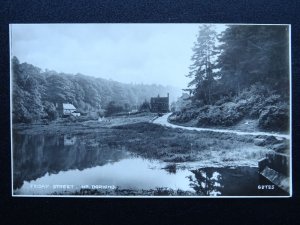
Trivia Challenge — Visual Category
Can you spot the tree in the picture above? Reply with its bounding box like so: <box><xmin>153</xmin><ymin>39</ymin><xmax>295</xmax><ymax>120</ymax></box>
<box><xmin>105</xmin><ymin>101</ymin><xmax>124</xmax><ymax>116</ymax></box>
<box><xmin>187</xmin><ymin>25</ymin><xmax>219</xmax><ymax>104</ymax></box>
<box><xmin>217</xmin><ymin>25</ymin><xmax>290</xmax><ymax>97</ymax></box>
<box><xmin>11</xmin><ymin>57</ymin><xmax>182</xmax><ymax>123</ymax></box>
<box><xmin>43</xmin><ymin>101</ymin><xmax>58</xmax><ymax>120</ymax></box>
<box><xmin>139</xmin><ymin>100</ymin><xmax>151</xmax><ymax>112</ymax></box>
<box><xmin>12</xmin><ymin>57</ymin><xmax>45</xmax><ymax>122</ymax></box>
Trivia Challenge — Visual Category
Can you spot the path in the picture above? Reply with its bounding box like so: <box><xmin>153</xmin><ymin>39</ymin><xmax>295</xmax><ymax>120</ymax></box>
<box><xmin>152</xmin><ymin>113</ymin><xmax>290</xmax><ymax>139</ymax></box>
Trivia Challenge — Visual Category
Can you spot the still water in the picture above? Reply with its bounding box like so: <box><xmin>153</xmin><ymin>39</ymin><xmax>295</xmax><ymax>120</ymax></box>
<box><xmin>13</xmin><ymin>133</ymin><xmax>268</xmax><ymax>196</ymax></box>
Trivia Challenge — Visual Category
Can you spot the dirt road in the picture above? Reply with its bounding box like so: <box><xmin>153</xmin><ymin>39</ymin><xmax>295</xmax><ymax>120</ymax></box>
<box><xmin>153</xmin><ymin>113</ymin><xmax>290</xmax><ymax>139</ymax></box>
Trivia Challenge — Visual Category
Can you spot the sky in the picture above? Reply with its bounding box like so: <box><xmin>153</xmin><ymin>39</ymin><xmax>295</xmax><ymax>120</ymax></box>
<box><xmin>11</xmin><ymin>24</ymin><xmax>226</xmax><ymax>89</ymax></box>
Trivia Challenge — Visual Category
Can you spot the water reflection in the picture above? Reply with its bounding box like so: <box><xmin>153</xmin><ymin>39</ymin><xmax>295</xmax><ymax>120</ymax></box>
<box><xmin>15</xmin><ymin>158</ymin><xmax>195</xmax><ymax>195</ymax></box>
<box><xmin>164</xmin><ymin>164</ymin><xmax>177</xmax><ymax>174</ymax></box>
<box><xmin>13</xmin><ymin>132</ymin><xmax>261</xmax><ymax>196</ymax></box>
<box><xmin>188</xmin><ymin>170</ymin><xmax>223</xmax><ymax>196</ymax></box>
<box><xmin>13</xmin><ymin>133</ymin><xmax>129</xmax><ymax>190</ymax></box>
<box><xmin>189</xmin><ymin>167</ymin><xmax>259</xmax><ymax>196</ymax></box>
<box><xmin>64</xmin><ymin>135</ymin><xmax>76</xmax><ymax>146</ymax></box>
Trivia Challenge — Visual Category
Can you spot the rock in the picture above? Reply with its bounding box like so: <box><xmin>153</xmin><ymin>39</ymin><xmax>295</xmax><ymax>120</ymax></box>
<box><xmin>254</xmin><ymin>136</ymin><xmax>279</xmax><ymax>146</ymax></box>
<box><xmin>272</xmin><ymin>143</ymin><xmax>288</xmax><ymax>152</ymax></box>
<box><xmin>254</xmin><ymin>138</ymin><xmax>265</xmax><ymax>146</ymax></box>
<box><xmin>264</xmin><ymin>136</ymin><xmax>279</xmax><ymax>145</ymax></box>
<box><xmin>260</xmin><ymin>167</ymin><xmax>289</xmax><ymax>193</ymax></box>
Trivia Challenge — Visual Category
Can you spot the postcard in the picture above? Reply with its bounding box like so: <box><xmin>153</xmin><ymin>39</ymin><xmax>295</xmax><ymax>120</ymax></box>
<box><xmin>10</xmin><ymin>24</ymin><xmax>291</xmax><ymax>197</ymax></box>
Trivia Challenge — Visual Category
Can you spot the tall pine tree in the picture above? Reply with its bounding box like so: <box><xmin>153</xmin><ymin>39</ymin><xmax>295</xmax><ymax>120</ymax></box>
<box><xmin>186</xmin><ymin>25</ymin><xmax>219</xmax><ymax>104</ymax></box>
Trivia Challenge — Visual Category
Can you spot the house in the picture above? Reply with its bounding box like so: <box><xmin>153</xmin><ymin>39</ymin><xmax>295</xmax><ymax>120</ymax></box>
<box><xmin>57</xmin><ymin>103</ymin><xmax>80</xmax><ymax>117</ymax></box>
<box><xmin>150</xmin><ymin>93</ymin><xmax>169</xmax><ymax>113</ymax></box>
<box><xmin>63</xmin><ymin>103</ymin><xmax>80</xmax><ymax>117</ymax></box>
<box><xmin>64</xmin><ymin>135</ymin><xmax>76</xmax><ymax>145</ymax></box>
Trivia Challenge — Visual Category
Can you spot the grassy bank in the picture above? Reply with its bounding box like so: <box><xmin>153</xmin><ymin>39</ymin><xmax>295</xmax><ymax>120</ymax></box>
<box><xmin>13</xmin><ymin>113</ymin><xmax>289</xmax><ymax>167</ymax></box>
<box><xmin>112</xmin><ymin>122</ymin><xmax>289</xmax><ymax>167</ymax></box>
<box><xmin>13</xmin><ymin>112</ymin><xmax>157</xmax><ymax>135</ymax></box>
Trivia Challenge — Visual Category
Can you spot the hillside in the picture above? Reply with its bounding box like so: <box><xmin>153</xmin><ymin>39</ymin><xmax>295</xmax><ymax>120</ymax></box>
<box><xmin>11</xmin><ymin>57</ymin><xmax>181</xmax><ymax>123</ymax></box>
<box><xmin>170</xmin><ymin>25</ymin><xmax>290</xmax><ymax>132</ymax></box>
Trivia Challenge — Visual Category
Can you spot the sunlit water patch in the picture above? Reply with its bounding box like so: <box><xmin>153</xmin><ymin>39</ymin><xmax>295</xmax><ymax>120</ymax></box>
<box><xmin>15</xmin><ymin>157</ymin><xmax>195</xmax><ymax>195</ymax></box>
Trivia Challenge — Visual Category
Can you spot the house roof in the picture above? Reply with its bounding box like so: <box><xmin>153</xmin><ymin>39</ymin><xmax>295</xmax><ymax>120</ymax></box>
<box><xmin>63</xmin><ymin>103</ymin><xmax>76</xmax><ymax>110</ymax></box>
<box><xmin>150</xmin><ymin>97</ymin><xmax>168</xmax><ymax>104</ymax></box>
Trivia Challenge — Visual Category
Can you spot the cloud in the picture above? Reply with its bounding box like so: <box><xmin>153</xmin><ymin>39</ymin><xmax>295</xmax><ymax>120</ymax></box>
<box><xmin>11</xmin><ymin>24</ymin><xmax>225</xmax><ymax>89</ymax></box>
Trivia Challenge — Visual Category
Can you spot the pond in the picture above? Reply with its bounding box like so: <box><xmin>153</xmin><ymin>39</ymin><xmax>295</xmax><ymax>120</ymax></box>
<box><xmin>12</xmin><ymin>133</ymin><xmax>284</xmax><ymax>196</ymax></box>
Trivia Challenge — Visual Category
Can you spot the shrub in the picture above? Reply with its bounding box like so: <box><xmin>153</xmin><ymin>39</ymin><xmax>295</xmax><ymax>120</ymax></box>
<box><xmin>171</xmin><ymin>83</ymin><xmax>289</xmax><ymax>130</ymax></box>
<box><xmin>197</xmin><ymin>103</ymin><xmax>244</xmax><ymax>127</ymax></box>
<box><xmin>258</xmin><ymin>103</ymin><xmax>289</xmax><ymax>131</ymax></box>
<box><xmin>215</xmin><ymin>96</ymin><xmax>231</xmax><ymax>106</ymax></box>
<box><xmin>105</xmin><ymin>101</ymin><xmax>124</xmax><ymax>116</ymax></box>
<box><xmin>43</xmin><ymin>101</ymin><xmax>58</xmax><ymax>121</ymax></box>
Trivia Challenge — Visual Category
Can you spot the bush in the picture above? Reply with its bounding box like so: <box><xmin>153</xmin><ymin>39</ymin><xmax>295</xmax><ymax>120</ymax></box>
<box><xmin>105</xmin><ymin>101</ymin><xmax>124</xmax><ymax>116</ymax></box>
<box><xmin>171</xmin><ymin>83</ymin><xmax>289</xmax><ymax>130</ymax></box>
<box><xmin>197</xmin><ymin>103</ymin><xmax>244</xmax><ymax>127</ymax></box>
<box><xmin>258</xmin><ymin>103</ymin><xmax>289</xmax><ymax>131</ymax></box>
<box><xmin>43</xmin><ymin>101</ymin><xmax>58</xmax><ymax>121</ymax></box>
<box><xmin>215</xmin><ymin>96</ymin><xmax>231</xmax><ymax>106</ymax></box>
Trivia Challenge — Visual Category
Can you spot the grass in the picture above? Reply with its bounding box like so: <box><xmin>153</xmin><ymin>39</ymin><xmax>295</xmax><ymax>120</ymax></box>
<box><xmin>69</xmin><ymin>187</ymin><xmax>198</xmax><ymax>196</ymax></box>
<box><xmin>111</xmin><ymin>123</ymin><xmax>286</xmax><ymax>166</ymax></box>
<box><xmin>13</xmin><ymin>113</ymin><xmax>289</xmax><ymax>166</ymax></box>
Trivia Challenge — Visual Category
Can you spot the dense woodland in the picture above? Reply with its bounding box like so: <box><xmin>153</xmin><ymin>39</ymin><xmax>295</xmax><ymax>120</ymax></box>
<box><xmin>12</xmin><ymin>57</ymin><xmax>180</xmax><ymax>123</ymax></box>
<box><xmin>174</xmin><ymin>25</ymin><xmax>290</xmax><ymax>131</ymax></box>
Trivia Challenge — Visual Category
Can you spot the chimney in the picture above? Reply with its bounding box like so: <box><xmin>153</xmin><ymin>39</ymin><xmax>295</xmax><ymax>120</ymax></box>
<box><xmin>167</xmin><ymin>93</ymin><xmax>169</xmax><ymax>98</ymax></box>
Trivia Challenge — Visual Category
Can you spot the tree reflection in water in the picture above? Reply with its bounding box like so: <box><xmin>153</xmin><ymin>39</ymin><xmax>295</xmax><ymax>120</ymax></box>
<box><xmin>13</xmin><ymin>132</ymin><xmax>129</xmax><ymax>190</ymax></box>
<box><xmin>188</xmin><ymin>168</ymin><xmax>224</xmax><ymax>196</ymax></box>
<box><xmin>13</xmin><ymin>132</ymin><xmax>261</xmax><ymax>196</ymax></box>
<box><xmin>164</xmin><ymin>163</ymin><xmax>177</xmax><ymax>174</ymax></box>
